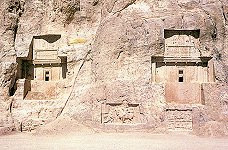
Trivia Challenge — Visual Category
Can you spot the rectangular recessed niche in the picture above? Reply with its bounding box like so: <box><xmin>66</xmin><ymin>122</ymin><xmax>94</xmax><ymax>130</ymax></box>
<box><xmin>179</xmin><ymin>77</ymin><xmax>183</xmax><ymax>82</ymax></box>
<box><xmin>151</xmin><ymin>59</ymin><xmax>214</xmax><ymax>83</ymax></box>
<box><xmin>150</xmin><ymin>29</ymin><xmax>214</xmax><ymax>104</ymax></box>
<box><xmin>178</xmin><ymin>69</ymin><xmax>184</xmax><ymax>82</ymax></box>
<box><xmin>15</xmin><ymin>34</ymin><xmax>67</xmax><ymax>100</ymax></box>
<box><xmin>101</xmin><ymin>101</ymin><xmax>144</xmax><ymax>124</ymax></box>
<box><xmin>166</xmin><ymin>109</ymin><xmax>193</xmax><ymax>131</ymax></box>
<box><xmin>45</xmin><ymin>71</ymin><xmax>50</xmax><ymax>81</ymax></box>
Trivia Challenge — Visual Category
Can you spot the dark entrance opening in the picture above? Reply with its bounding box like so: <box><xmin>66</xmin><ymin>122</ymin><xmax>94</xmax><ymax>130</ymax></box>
<box><xmin>178</xmin><ymin>70</ymin><xmax>184</xmax><ymax>82</ymax></box>
<box><xmin>45</xmin><ymin>71</ymin><xmax>50</xmax><ymax>81</ymax></box>
<box><xmin>179</xmin><ymin>77</ymin><xmax>184</xmax><ymax>82</ymax></box>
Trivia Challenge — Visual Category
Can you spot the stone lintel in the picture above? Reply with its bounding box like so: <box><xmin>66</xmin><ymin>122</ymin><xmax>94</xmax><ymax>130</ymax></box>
<box><xmin>151</xmin><ymin>56</ymin><xmax>212</xmax><ymax>63</ymax></box>
<box><xmin>33</xmin><ymin>59</ymin><xmax>62</xmax><ymax>64</ymax></box>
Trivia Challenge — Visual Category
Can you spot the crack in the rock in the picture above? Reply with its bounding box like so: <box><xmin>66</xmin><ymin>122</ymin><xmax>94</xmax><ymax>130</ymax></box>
<box><xmin>117</xmin><ymin>50</ymin><xmax>123</xmax><ymax>59</ymax></box>
<box><xmin>113</xmin><ymin>0</ymin><xmax>136</xmax><ymax>15</ymax></box>
<box><xmin>4</xmin><ymin>0</ymin><xmax>25</xmax><ymax>38</ymax></box>
<box><xmin>56</xmin><ymin>49</ymin><xmax>92</xmax><ymax>118</ymax></box>
<box><xmin>9</xmin><ymin>98</ymin><xmax>13</xmax><ymax>113</ymax></box>
<box><xmin>218</xmin><ymin>0</ymin><xmax>227</xmax><ymax>25</ymax></box>
<box><xmin>200</xmin><ymin>6</ymin><xmax>217</xmax><ymax>40</ymax></box>
<box><xmin>222</xmin><ymin>6</ymin><xmax>227</xmax><ymax>25</ymax></box>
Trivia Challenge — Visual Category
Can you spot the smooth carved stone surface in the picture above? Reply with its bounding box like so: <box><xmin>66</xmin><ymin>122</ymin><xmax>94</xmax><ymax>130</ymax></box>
<box><xmin>165</xmin><ymin>83</ymin><xmax>202</xmax><ymax>104</ymax></box>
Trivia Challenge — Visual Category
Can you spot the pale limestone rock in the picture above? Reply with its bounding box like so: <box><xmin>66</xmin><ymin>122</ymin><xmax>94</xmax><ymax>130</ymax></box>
<box><xmin>0</xmin><ymin>0</ymin><xmax>227</xmax><ymax>136</ymax></box>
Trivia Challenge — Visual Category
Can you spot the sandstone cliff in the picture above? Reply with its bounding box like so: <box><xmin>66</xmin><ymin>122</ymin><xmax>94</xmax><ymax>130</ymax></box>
<box><xmin>0</xmin><ymin>0</ymin><xmax>227</xmax><ymax>136</ymax></box>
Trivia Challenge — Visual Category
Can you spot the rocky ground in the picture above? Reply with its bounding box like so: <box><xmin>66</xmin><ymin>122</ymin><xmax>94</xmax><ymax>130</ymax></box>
<box><xmin>0</xmin><ymin>132</ymin><xmax>228</xmax><ymax>150</ymax></box>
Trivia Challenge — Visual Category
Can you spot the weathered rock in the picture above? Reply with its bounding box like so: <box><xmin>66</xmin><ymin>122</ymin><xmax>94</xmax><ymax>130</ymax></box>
<box><xmin>0</xmin><ymin>0</ymin><xmax>227</xmax><ymax>136</ymax></box>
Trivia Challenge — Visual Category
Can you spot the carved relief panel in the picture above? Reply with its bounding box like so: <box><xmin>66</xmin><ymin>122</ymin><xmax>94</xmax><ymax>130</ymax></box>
<box><xmin>164</xmin><ymin>30</ymin><xmax>200</xmax><ymax>57</ymax></box>
<box><xmin>33</xmin><ymin>35</ymin><xmax>61</xmax><ymax>60</ymax></box>
<box><xmin>101</xmin><ymin>100</ymin><xmax>144</xmax><ymax>124</ymax></box>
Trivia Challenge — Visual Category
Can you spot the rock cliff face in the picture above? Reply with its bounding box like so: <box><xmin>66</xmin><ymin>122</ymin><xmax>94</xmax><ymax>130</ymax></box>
<box><xmin>0</xmin><ymin>0</ymin><xmax>227</xmax><ymax>136</ymax></box>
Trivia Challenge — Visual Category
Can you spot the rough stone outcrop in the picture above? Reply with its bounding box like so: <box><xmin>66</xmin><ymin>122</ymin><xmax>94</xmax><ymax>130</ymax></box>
<box><xmin>0</xmin><ymin>0</ymin><xmax>25</xmax><ymax>135</ymax></box>
<box><xmin>0</xmin><ymin>0</ymin><xmax>227</xmax><ymax>136</ymax></box>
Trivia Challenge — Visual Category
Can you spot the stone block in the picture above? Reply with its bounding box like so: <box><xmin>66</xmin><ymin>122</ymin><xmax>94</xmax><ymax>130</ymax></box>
<box><xmin>165</xmin><ymin>83</ymin><xmax>201</xmax><ymax>104</ymax></box>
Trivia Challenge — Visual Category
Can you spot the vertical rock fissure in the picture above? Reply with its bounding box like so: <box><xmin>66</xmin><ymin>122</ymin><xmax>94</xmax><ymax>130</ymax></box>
<box><xmin>113</xmin><ymin>0</ymin><xmax>136</xmax><ymax>14</ymax></box>
<box><xmin>218</xmin><ymin>0</ymin><xmax>227</xmax><ymax>25</ymax></box>
<box><xmin>200</xmin><ymin>7</ymin><xmax>217</xmax><ymax>40</ymax></box>
<box><xmin>56</xmin><ymin>49</ymin><xmax>91</xmax><ymax>118</ymax></box>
